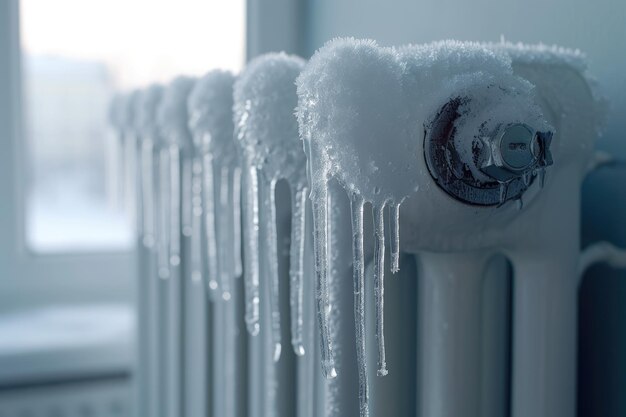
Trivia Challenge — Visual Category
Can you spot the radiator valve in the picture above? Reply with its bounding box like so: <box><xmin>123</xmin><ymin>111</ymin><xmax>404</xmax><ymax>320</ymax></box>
<box><xmin>425</xmin><ymin>97</ymin><xmax>554</xmax><ymax>206</ymax></box>
<box><xmin>480</xmin><ymin>123</ymin><xmax>553</xmax><ymax>184</ymax></box>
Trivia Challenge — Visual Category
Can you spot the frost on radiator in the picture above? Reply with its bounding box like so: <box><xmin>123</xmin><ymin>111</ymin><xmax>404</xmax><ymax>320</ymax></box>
<box><xmin>136</xmin><ymin>85</ymin><xmax>164</xmax><ymax>140</ymax></box>
<box><xmin>296</xmin><ymin>37</ymin><xmax>557</xmax><ymax>417</ymax></box>
<box><xmin>188</xmin><ymin>70</ymin><xmax>242</xmax><ymax>302</ymax></box>
<box><xmin>233</xmin><ymin>53</ymin><xmax>310</xmax><ymax>362</ymax></box>
<box><xmin>400</xmin><ymin>41</ymin><xmax>551</xmax><ymax>185</ymax></box>
<box><xmin>157</xmin><ymin>76</ymin><xmax>196</xmax><ymax>149</ymax></box>
<box><xmin>188</xmin><ymin>71</ymin><xmax>238</xmax><ymax>161</ymax></box>
<box><xmin>490</xmin><ymin>41</ymin><xmax>607</xmax><ymax>134</ymax></box>
<box><xmin>157</xmin><ymin>76</ymin><xmax>196</xmax><ymax>268</ymax></box>
<box><xmin>134</xmin><ymin>85</ymin><xmax>164</xmax><ymax>250</ymax></box>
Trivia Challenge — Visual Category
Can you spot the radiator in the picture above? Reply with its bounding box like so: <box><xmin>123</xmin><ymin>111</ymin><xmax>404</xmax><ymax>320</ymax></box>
<box><xmin>111</xmin><ymin>39</ymin><xmax>626</xmax><ymax>417</ymax></box>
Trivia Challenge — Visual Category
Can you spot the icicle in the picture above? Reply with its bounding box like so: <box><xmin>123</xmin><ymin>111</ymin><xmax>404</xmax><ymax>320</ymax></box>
<box><xmin>243</xmin><ymin>165</ymin><xmax>261</xmax><ymax>336</ymax></box>
<box><xmin>373</xmin><ymin>203</ymin><xmax>388</xmax><ymax>377</ymax></box>
<box><xmin>190</xmin><ymin>159</ymin><xmax>203</xmax><ymax>283</ymax></box>
<box><xmin>181</xmin><ymin>158</ymin><xmax>193</xmax><ymax>238</ymax></box>
<box><xmin>141</xmin><ymin>140</ymin><xmax>156</xmax><ymax>248</ymax></box>
<box><xmin>217</xmin><ymin>164</ymin><xmax>232</xmax><ymax>301</ymax></box>
<box><xmin>289</xmin><ymin>185</ymin><xmax>308</xmax><ymax>356</ymax></box>
<box><xmin>169</xmin><ymin>145</ymin><xmax>182</xmax><ymax>267</ymax></box>
<box><xmin>203</xmin><ymin>154</ymin><xmax>220</xmax><ymax>297</ymax></box>
<box><xmin>261</xmin><ymin>178</ymin><xmax>282</xmax><ymax>362</ymax></box>
<box><xmin>350</xmin><ymin>194</ymin><xmax>369</xmax><ymax>417</ymax></box>
<box><xmin>157</xmin><ymin>148</ymin><xmax>171</xmax><ymax>279</ymax></box>
<box><xmin>312</xmin><ymin>183</ymin><xmax>337</xmax><ymax>379</ymax></box>
<box><xmin>517</xmin><ymin>196</ymin><xmax>524</xmax><ymax>211</ymax></box>
<box><xmin>522</xmin><ymin>172</ymin><xmax>531</xmax><ymax>187</ymax></box>
<box><xmin>389</xmin><ymin>203</ymin><xmax>401</xmax><ymax>274</ymax></box>
<box><xmin>232</xmin><ymin>167</ymin><xmax>243</xmax><ymax>277</ymax></box>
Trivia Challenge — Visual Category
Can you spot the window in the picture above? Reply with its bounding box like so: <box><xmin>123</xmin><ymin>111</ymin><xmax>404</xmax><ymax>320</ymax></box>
<box><xmin>0</xmin><ymin>0</ymin><xmax>247</xmax><ymax>383</ymax></box>
<box><xmin>20</xmin><ymin>0</ymin><xmax>246</xmax><ymax>252</ymax></box>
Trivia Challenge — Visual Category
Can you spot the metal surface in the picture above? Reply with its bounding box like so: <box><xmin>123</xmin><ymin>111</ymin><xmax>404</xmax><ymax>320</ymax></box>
<box><xmin>481</xmin><ymin>123</ymin><xmax>552</xmax><ymax>181</ymax></box>
<box><xmin>424</xmin><ymin>98</ymin><xmax>554</xmax><ymax>206</ymax></box>
<box><xmin>416</xmin><ymin>251</ymin><xmax>489</xmax><ymax>417</ymax></box>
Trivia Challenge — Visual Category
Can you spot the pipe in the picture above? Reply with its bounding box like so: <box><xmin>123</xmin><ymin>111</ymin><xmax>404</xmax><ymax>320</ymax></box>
<box><xmin>506</xmin><ymin>55</ymin><xmax>598</xmax><ymax>417</ymax></box>
<box><xmin>157</xmin><ymin>146</ymin><xmax>171</xmax><ymax>417</ymax></box>
<box><xmin>510</xmin><ymin>254</ymin><xmax>578</xmax><ymax>417</ymax></box>
<box><xmin>579</xmin><ymin>241</ymin><xmax>626</xmax><ymax>279</ymax></box>
<box><xmin>133</xmin><ymin>118</ymin><xmax>152</xmax><ymax>417</ymax></box>
<box><xmin>139</xmin><ymin>121</ymin><xmax>162</xmax><ymax>417</ymax></box>
<box><xmin>258</xmin><ymin>179</ymin><xmax>297</xmax><ymax>417</ymax></box>
<box><xmin>212</xmin><ymin>163</ymin><xmax>249</xmax><ymax>417</ymax></box>
<box><xmin>480</xmin><ymin>255</ymin><xmax>512</xmax><ymax>417</ymax></box>
<box><xmin>183</xmin><ymin>156</ymin><xmax>210</xmax><ymax>417</ymax></box>
<box><xmin>297</xmin><ymin>202</ymin><xmax>318</xmax><ymax>417</ymax></box>
<box><xmin>165</xmin><ymin>145</ymin><xmax>184</xmax><ymax>417</ymax></box>
<box><xmin>156</xmin><ymin>76</ymin><xmax>198</xmax><ymax>417</ymax></box>
<box><xmin>415</xmin><ymin>251</ymin><xmax>489</xmax><ymax>417</ymax></box>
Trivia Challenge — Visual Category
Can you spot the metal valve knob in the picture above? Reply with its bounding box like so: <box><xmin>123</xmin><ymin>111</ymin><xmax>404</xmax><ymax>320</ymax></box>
<box><xmin>424</xmin><ymin>97</ymin><xmax>554</xmax><ymax>206</ymax></box>
<box><xmin>480</xmin><ymin>123</ymin><xmax>553</xmax><ymax>184</ymax></box>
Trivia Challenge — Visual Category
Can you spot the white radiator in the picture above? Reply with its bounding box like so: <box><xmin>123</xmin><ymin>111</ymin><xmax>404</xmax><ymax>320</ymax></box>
<box><xmin>112</xmin><ymin>40</ymin><xmax>626</xmax><ymax>417</ymax></box>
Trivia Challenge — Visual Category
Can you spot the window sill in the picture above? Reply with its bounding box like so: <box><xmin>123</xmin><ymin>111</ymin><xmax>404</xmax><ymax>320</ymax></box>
<box><xmin>0</xmin><ymin>304</ymin><xmax>134</xmax><ymax>387</ymax></box>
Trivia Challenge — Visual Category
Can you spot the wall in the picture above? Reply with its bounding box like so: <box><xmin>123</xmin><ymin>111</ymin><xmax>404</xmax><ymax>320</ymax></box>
<box><xmin>303</xmin><ymin>0</ymin><xmax>626</xmax><ymax>415</ymax></box>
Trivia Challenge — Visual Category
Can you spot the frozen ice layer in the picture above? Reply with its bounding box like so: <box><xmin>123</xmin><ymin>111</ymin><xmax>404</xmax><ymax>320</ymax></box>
<box><xmin>400</xmin><ymin>41</ymin><xmax>551</xmax><ymax>187</ymax></box>
<box><xmin>157</xmin><ymin>76</ymin><xmax>196</xmax><ymax>268</ymax></box>
<box><xmin>235</xmin><ymin>53</ymin><xmax>307</xmax><ymax>181</ymax></box>
<box><xmin>298</xmin><ymin>39</ymin><xmax>551</xmax><ymax>205</ymax></box>
<box><xmin>488</xmin><ymin>41</ymin><xmax>607</xmax><ymax>134</ymax></box>
<box><xmin>297</xmin><ymin>39</ymin><xmax>405</xmax><ymax>400</ymax></box>
<box><xmin>157</xmin><ymin>76</ymin><xmax>196</xmax><ymax>150</ymax></box>
<box><xmin>233</xmin><ymin>52</ymin><xmax>310</xmax><ymax>363</ymax></box>
<box><xmin>128</xmin><ymin>85</ymin><xmax>170</xmax><ymax>277</ymax></box>
<box><xmin>188</xmin><ymin>70</ymin><xmax>241</xmax><ymax>301</ymax></box>
<box><xmin>188</xmin><ymin>70</ymin><xmax>238</xmax><ymax>162</ymax></box>
<box><xmin>109</xmin><ymin>92</ymin><xmax>140</xmax><ymax>250</ymax></box>
<box><xmin>490</xmin><ymin>41</ymin><xmax>588</xmax><ymax>74</ymax></box>
<box><xmin>188</xmin><ymin>70</ymin><xmax>242</xmax><ymax>417</ymax></box>
<box><xmin>135</xmin><ymin>84</ymin><xmax>165</xmax><ymax>142</ymax></box>
<box><xmin>133</xmin><ymin>85</ymin><xmax>164</xmax><ymax>249</ymax></box>
<box><xmin>297</xmin><ymin>38</ymin><xmax>407</xmax><ymax>205</ymax></box>
<box><xmin>233</xmin><ymin>52</ymin><xmax>308</xmax><ymax>360</ymax></box>
<box><xmin>112</xmin><ymin>91</ymin><xmax>141</xmax><ymax>216</ymax></box>
<box><xmin>297</xmin><ymin>46</ymin><xmax>406</xmax><ymax>386</ymax></box>
<box><xmin>296</xmin><ymin>37</ymin><xmax>556</xmax><ymax>417</ymax></box>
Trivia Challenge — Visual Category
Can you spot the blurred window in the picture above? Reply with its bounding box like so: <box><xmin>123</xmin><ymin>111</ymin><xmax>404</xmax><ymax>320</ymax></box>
<box><xmin>20</xmin><ymin>0</ymin><xmax>246</xmax><ymax>252</ymax></box>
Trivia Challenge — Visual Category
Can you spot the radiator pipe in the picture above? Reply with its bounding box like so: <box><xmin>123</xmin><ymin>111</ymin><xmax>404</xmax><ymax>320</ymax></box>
<box><xmin>415</xmin><ymin>251</ymin><xmax>489</xmax><ymax>417</ymax></box>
